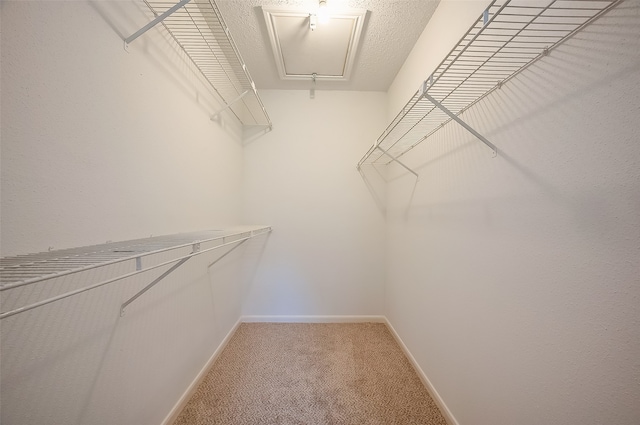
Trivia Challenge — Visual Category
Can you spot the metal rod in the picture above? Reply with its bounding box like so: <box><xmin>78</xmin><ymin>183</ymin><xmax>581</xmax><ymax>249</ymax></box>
<box><xmin>422</xmin><ymin>92</ymin><xmax>497</xmax><ymax>156</ymax></box>
<box><xmin>210</xmin><ymin>90</ymin><xmax>249</xmax><ymax>120</ymax></box>
<box><xmin>125</xmin><ymin>0</ymin><xmax>193</xmax><ymax>45</ymax></box>
<box><xmin>375</xmin><ymin>146</ymin><xmax>419</xmax><ymax>178</ymax></box>
<box><xmin>0</xmin><ymin>234</ymin><xmax>267</xmax><ymax>320</ymax></box>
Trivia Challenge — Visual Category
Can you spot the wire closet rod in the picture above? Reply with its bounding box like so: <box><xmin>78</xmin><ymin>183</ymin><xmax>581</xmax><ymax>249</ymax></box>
<box><xmin>0</xmin><ymin>227</ymin><xmax>271</xmax><ymax>320</ymax></box>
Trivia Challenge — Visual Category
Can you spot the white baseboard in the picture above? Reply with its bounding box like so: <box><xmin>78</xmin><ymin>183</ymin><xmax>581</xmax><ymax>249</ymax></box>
<box><xmin>241</xmin><ymin>315</ymin><xmax>387</xmax><ymax>323</ymax></box>
<box><xmin>161</xmin><ymin>318</ymin><xmax>243</xmax><ymax>425</ymax></box>
<box><xmin>383</xmin><ymin>318</ymin><xmax>459</xmax><ymax>425</ymax></box>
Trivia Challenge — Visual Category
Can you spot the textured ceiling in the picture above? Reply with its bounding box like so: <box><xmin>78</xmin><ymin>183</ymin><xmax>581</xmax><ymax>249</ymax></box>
<box><xmin>216</xmin><ymin>0</ymin><xmax>440</xmax><ymax>91</ymax></box>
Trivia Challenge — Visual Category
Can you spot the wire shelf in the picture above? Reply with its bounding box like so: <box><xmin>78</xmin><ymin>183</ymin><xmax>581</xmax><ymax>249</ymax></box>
<box><xmin>0</xmin><ymin>226</ymin><xmax>272</xmax><ymax>319</ymax></box>
<box><xmin>358</xmin><ymin>0</ymin><xmax>621</xmax><ymax>169</ymax></box>
<box><xmin>139</xmin><ymin>0</ymin><xmax>271</xmax><ymax>127</ymax></box>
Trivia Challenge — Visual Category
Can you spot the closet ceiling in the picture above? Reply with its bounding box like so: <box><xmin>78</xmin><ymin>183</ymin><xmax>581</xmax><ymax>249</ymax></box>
<box><xmin>216</xmin><ymin>0</ymin><xmax>440</xmax><ymax>91</ymax></box>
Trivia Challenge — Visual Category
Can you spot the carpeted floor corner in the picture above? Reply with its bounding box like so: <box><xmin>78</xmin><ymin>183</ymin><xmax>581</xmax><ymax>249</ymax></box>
<box><xmin>173</xmin><ymin>322</ymin><xmax>448</xmax><ymax>424</ymax></box>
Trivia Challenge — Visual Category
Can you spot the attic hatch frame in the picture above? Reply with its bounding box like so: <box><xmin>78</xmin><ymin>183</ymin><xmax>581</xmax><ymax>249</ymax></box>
<box><xmin>261</xmin><ymin>6</ymin><xmax>368</xmax><ymax>83</ymax></box>
<box><xmin>125</xmin><ymin>0</ymin><xmax>272</xmax><ymax>131</ymax></box>
<box><xmin>357</xmin><ymin>0</ymin><xmax>622</xmax><ymax>178</ymax></box>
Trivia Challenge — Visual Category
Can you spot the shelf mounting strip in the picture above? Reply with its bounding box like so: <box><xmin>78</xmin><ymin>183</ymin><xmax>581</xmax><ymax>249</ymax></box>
<box><xmin>125</xmin><ymin>0</ymin><xmax>272</xmax><ymax>129</ymax></box>
<box><xmin>0</xmin><ymin>227</ymin><xmax>271</xmax><ymax>319</ymax></box>
<box><xmin>358</xmin><ymin>0</ymin><xmax>621</xmax><ymax>176</ymax></box>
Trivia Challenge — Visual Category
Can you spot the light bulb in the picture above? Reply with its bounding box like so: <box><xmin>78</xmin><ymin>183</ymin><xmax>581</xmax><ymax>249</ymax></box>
<box><xmin>317</xmin><ymin>0</ymin><xmax>330</xmax><ymax>24</ymax></box>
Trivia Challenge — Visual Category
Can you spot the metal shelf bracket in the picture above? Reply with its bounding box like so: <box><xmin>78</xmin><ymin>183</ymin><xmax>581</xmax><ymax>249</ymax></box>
<box><xmin>422</xmin><ymin>91</ymin><xmax>497</xmax><ymax>158</ymax></box>
<box><xmin>120</xmin><ymin>242</ymin><xmax>197</xmax><ymax>316</ymax></box>
<box><xmin>124</xmin><ymin>0</ymin><xmax>192</xmax><ymax>49</ymax></box>
<box><xmin>375</xmin><ymin>145</ymin><xmax>419</xmax><ymax>178</ymax></box>
<box><xmin>210</xmin><ymin>90</ymin><xmax>250</xmax><ymax>121</ymax></box>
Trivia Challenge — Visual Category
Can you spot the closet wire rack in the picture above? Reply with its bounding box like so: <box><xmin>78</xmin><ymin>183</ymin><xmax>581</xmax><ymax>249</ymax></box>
<box><xmin>127</xmin><ymin>0</ymin><xmax>272</xmax><ymax>128</ymax></box>
<box><xmin>0</xmin><ymin>226</ymin><xmax>272</xmax><ymax>319</ymax></box>
<box><xmin>358</xmin><ymin>0</ymin><xmax>621</xmax><ymax>175</ymax></box>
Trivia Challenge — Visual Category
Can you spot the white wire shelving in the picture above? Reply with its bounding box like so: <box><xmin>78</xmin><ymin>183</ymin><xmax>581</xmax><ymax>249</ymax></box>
<box><xmin>126</xmin><ymin>0</ymin><xmax>272</xmax><ymax>128</ymax></box>
<box><xmin>358</xmin><ymin>0</ymin><xmax>621</xmax><ymax>176</ymax></box>
<box><xmin>0</xmin><ymin>226</ymin><xmax>271</xmax><ymax>320</ymax></box>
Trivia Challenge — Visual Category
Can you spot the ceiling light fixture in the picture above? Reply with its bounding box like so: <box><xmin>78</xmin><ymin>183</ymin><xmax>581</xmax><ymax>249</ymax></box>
<box><xmin>309</xmin><ymin>0</ymin><xmax>329</xmax><ymax>31</ymax></box>
<box><xmin>317</xmin><ymin>0</ymin><xmax>330</xmax><ymax>24</ymax></box>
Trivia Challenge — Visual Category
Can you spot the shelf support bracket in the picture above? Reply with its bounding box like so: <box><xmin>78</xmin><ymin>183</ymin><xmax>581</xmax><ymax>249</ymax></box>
<box><xmin>375</xmin><ymin>145</ymin><xmax>419</xmax><ymax>178</ymax></box>
<box><xmin>422</xmin><ymin>92</ymin><xmax>498</xmax><ymax>157</ymax></box>
<box><xmin>210</xmin><ymin>90</ymin><xmax>250</xmax><ymax>121</ymax></box>
<box><xmin>120</xmin><ymin>242</ymin><xmax>201</xmax><ymax>316</ymax></box>
<box><xmin>124</xmin><ymin>0</ymin><xmax>193</xmax><ymax>48</ymax></box>
<box><xmin>207</xmin><ymin>238</ymin><xmax>247</xmax><ymax>269</ymax></box>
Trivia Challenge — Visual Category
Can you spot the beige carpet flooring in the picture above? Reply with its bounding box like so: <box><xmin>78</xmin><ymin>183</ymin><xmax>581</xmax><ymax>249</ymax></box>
<box><xmin>173</xmin><ymin>322</ymin><xmax>448</xmax><ymax>425</ymax></box>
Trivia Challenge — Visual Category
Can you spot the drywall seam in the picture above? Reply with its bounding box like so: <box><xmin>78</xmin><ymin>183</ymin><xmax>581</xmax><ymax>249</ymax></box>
<box><xmin>161</xmin><ymin>317</ymin><xmax>243</xmax><ymax>425</ymax></box>
<box><xmin>384</xmin><ymin>318</ymin><xmax>459</xmax><ymax>425</ymax></box>
<box><xmin>241</xmin><ymin>315</ymin><xmax>387</xmax><ymax>323</ymax></box>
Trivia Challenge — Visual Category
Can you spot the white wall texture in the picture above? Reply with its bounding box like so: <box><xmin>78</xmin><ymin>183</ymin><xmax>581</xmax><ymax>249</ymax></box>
<box><xmin>242</xmin><ymin>90</ymin><xmax>387</xmax><ymax>317</ymax></box>
<box><xmin>0</xmin><ymin>0</ymin><xmax>244</xmax><ymax>257</ymax></box>
<box><xmin>3</xmin><ymin>0</ymin><xmax>640</xmax><ymax>424</ymax></box>
<box><xmin>384</xmin><ymin>1</ymin><xmax>640</xmax><ymax>425</ymax></box>
<box><xmin>0</xmin><ymin>1</ymin><xmax>264</xmax><ymax>424</ymax></box>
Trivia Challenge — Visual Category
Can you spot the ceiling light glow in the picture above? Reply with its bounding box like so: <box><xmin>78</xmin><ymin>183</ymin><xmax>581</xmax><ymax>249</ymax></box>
<box><xmin>317</xmin><ymin>0</ymin><xmax>330</xmax><ymax>24</ymax></box>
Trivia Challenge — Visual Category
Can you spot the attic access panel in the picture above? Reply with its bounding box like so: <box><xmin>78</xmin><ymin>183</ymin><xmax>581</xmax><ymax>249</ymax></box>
<box><xmin>262</xmin><ymin>7</ymin><xmax>367</xmax><ymax>81</ymax></box>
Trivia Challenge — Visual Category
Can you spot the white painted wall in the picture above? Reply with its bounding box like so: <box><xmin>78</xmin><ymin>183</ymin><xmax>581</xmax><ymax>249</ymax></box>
<box><xmin>0</xmin><ymin>1</ymin><xmax>262</xmax><ymax>424</ymax></box>
<box><xmin>0</xmin><ymin>0</ymin><xmax>244</xmax><ymax>257</ymax></box>
<box><xmin>384</xmin><ymin>1</ymin><xmax>640</xmax><ymax>425</ymax></box>
<box><xmin>242</xmin><ymin>90</ymin><xmax>387</xmax><ymax>317</ymax></box>
<box><xmin>4</xmin><ymin>0</ymin><xmax>639</xmax><ymax>424</ymax></box>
